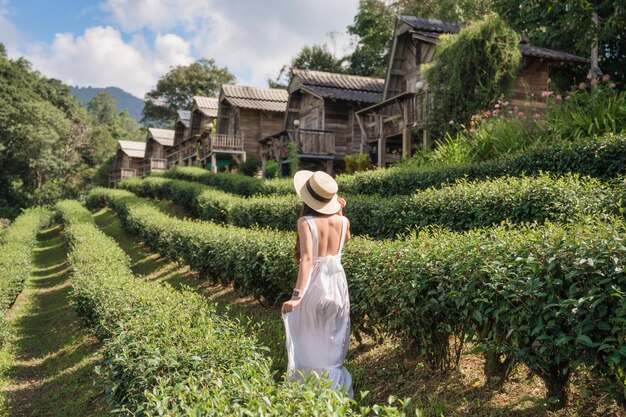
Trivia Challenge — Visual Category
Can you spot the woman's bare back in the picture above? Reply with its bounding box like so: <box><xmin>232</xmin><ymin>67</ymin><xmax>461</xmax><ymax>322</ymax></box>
<box><xmin>308</xmin><ymin>214</ymin><xmax>350</xmax><ymax>257</ymax></box>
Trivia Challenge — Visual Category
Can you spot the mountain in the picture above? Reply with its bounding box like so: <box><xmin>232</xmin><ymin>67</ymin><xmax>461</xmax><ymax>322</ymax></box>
<box><xmin>70</xmin><ymin>86</ymin><xmax>145</xmax><ymax>122</ymax></box>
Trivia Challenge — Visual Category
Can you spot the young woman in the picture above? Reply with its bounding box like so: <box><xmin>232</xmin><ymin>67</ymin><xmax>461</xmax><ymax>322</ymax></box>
<box><xmin>281</xmin><ymin>170</ymin><xmax>352</xmax><ymax>397</ymax></box>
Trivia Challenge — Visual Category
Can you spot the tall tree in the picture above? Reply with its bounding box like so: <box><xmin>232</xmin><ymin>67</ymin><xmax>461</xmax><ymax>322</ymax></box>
<box><xmin>142</xmin><ymin>58</ymin><xmax>235</xmax><ymax>127</ymax></box>
<box><xmin>346</xmin><ymin>0</ymin><xmax>395</xmax><ymax>77</ymax></box>
<box><xmin>269</xmin><ymin>44</ymin><xmax>344</xmax><ymax>88</ymax></box>
<box><xmin>492</xmin><ymin>0</ymin><xmax>626</xmax><ymax>86</ymax></box>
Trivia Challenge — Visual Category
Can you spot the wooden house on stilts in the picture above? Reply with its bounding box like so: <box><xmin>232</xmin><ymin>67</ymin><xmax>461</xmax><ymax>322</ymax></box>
<box><xmin>167</xmin><ymin>110</ymin><xmax>190</xmax><ymax>167</ymax></box>
<box><xmin>356</xmin><ymin>16</ymin><xmax>589</xmax><ymax>167</ymax></box>
<box><xmin>176</xmin><ymin>96</ymin><xmax>218</xmax><ymax>167</ymax></box>
<box><xmin>143</xmin><ymin>128</ymin><xmax>175</xmax><ymax>175</ymax></box>
<box><xmin>212</xmin><ymin>85</ymin><xmax>288</xmax><ymax>173</ymax></box>
<box><xmin>260</xmin><ymin>69</ymin><xmax>384</xmax><ymax>176</ymax></box>
<box><xmin>108</xmin><ymin>140</ymin><xmax>146</xmax><ymax>187</ymax></box>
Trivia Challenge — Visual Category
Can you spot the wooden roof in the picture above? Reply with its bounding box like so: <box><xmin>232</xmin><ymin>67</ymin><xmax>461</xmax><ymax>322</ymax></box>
<box><xmin>291</xmin><ymin>69</ymin><xmax>384</xmax><ymax>104</ymax></box>
<box><xmin>177</xmin><ymin>110</ymin><xmax>191</xmax><ymax>128</ymax></box>
<box><xmin>398</xmin><ymin>15</ymin><xmax>589</xmax><ymax>64</ymax></box>
<box><xmin>220</xmin><ymin>85</ymin><xmax>288</xmax><ymax>112</ymax></box>
<box><xmin>118</xmin><ymin>140</ymin><xmax>146</xmax><ymax>158</ymax></box>
<box><xmin>147</xmin><ymin>128</ymin><xmax>175</xmax><ymax>147</ymax></box>
<box><xmin>192</xmin><ymin>96</ymin><xmax>219</xmax><ymax>118</ymax></box>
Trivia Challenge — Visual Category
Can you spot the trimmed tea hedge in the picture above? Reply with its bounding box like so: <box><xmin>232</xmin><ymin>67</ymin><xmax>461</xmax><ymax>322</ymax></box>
<box><xmin>120</xmin><ymin>173</ymin><xmax>622</xmax><ymax>238</ymax></box>
<box><xmin>162</xmin><ymin>135</ymin><xmax>626</xmax><ymax>197</ymax></box>
<box><xmin>0</xmin><ymin>207</ymin><xmax>52</xmax><ymax>345</ymax></box>
<box><xmin>58</xmin><ymin>199</ymin><xmax>409</xmax><ymax>416</ymax></box>
<box><xmin>88</xmin><ymin>187</ymin><xmax>626</xmax><ymax>406</ymax></box>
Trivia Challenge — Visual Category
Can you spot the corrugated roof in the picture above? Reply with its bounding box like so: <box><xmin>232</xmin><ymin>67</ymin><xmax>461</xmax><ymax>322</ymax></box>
<box><xmin>148</xmin><ymin>128</ymin><xmax>175</xmax><ymax>146</ymax></box>
<box><xmin>399</xmin><ymin>16</ymin><xmax>462</xmax><ymax>34</ymax></box>
<box><xmin>221</xmin><ymin>85</ymin><xmax>288</xmax><ymax>112</ymax></box>
<box><xmin>177</xmin><ymin>110</ymin><xmax>191</xmax><ymax>121</ymax></box>
<box><xmin>118</xmin><ymin>140</ymin><xmax>145</xmax><ymax>158</ymax></box>
<box><xmin>224</xmin><ymin>97</ymin><xmax>287</xmax><ymax>112</ymax></box>
<box><xmin>193</xmin><ymin>96</ymin><xmax>218</xmax><ymax>109</ymax></box>
<box><xmin>400</xmin><ymin>15</ymin><xmax>589</xmax><ymax>63</ymax></box>
<box><xmin>192</xmin><ymin>96</ymin><xmax>219</xmax><ymax>118</ymax></box>
<box><xmin>223</xmin><ymin>85</ymin><xmax>288</xmax><ymax>102</ymax></box>
<box><xmin>293</xmin><ymin>69</ymin><xmax>384</xmax><ymax>103</ymax></box>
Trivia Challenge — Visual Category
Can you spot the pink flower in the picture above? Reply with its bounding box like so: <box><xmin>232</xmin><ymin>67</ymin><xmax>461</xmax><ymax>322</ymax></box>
<box><xmin>602</xmin><ymin>74</ymin><xmax>611</xmax><ymax>82</ymax></box>
<box><xmin>518</xmin><ymin>111</ymin><xmax>525</xmax><ymax>117</ymax></box>
<box><xmin>540</xmin><ymin>91</ymin><xmax>554</xmax><ymax>98</ymax></box>
<box><xmin>448</xmin><ymin>120</ymin><xmax>455</xmax><ymax>125</ymax></box>
<box><xmin>492</xmin><ymin>109</ymin><xmax>500</xmax><ymax>115</ymax></box>
<box><xmin>494</xmin><ymin>103</ymin><xmax>500</xmax><ymax>108</ymax></box>
<box><xmin>591</xmin><ymin>78</ymin><xmax>599</xmax><ymax>86</ymax></box>
<box><xmin>578</xmin><ymin>82</ymin><xmax>587</xmax><ymax>90</ymax></box>
<box><xmin>503</xmin><ymin>101</ymin><xmax>510</xmax><ymax>106</ymax></box>
<box><xmin>556</xmin><ymin>95</ymin><xmax>562</xmax><ymax>101</ymax></box>
<box><xmin>533</xmin><ymin>113</ymin><xmax>541</xmax><ymax>119</ymax></box>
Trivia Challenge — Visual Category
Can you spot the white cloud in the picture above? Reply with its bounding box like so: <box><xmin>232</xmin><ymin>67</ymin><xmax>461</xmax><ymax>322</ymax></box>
<box><xmin>100</xmin><ymin>0</ymin><xmax>360</xmax><ymax>88</ymax></box>
<box><xmin>0</xmin><ymin>0</ymin><xmax>23</xmax><ymax>54</ymax></box>
<box><xmin>25</xmin><ymin>26</ymin><xmax>194</xmax><ymax>97</ymax></box>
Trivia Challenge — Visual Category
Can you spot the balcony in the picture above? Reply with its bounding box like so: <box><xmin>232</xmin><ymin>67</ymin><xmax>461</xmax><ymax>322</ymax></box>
<box><xmin>143</xmin><ymin>158</ymin><xmax>168</xmax><ymax>175</ymax></box>
<box><xmin>210</xmin><ymin>134</ymin><xmax>244</xmax><ymax>153</ymax></box>
<box><xmin>296</xmin><ymin>129</ymin><xmax>335</xmax><ymax>156</ymax></box>
<box><xmin>109</xmin><ymin>168</ymin><xmax>138</xmax><ymax>186</ymax></box>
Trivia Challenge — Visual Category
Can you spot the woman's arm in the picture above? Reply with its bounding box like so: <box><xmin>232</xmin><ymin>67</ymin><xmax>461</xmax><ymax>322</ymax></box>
<box><xmin>282</xmin><ymin>218</ymin><xmax>313</xmax><ymax>314</ymax></box>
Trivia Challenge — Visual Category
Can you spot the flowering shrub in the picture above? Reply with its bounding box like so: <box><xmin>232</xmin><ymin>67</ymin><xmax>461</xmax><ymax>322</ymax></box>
<box><xmin>545</xmin><ymin>75</ymin><xmax>626</xmax><ymax>140</ymax></box>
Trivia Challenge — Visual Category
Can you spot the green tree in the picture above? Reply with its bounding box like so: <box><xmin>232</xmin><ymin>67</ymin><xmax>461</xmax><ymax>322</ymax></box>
<box><xmin>87</xmin><ymin>91</ymin><xmax>118</xmax><ymax>125</ymax></box>
<box><xmin>492</xmin><ymin>0</ymin><xmax>626</xmax><ymax>86</ymax></box>
<box><xmin>269</xmin><ymin>44</ymin><xmax>344</xmax><ymax>88</ymax></box>
<box><xmin>143</xmin><ymin>58</ymin><xmax>235</xmax><ymax>126</ymax></box>
<box><xmin>425</xmin><ymin>13</ymin><xmax>521</xmax><ymax>139</ymax></box>
<box><xmin>346</xmin><ymin>0</ymin><xmax>395</xmax><ymax>77</ymax></box>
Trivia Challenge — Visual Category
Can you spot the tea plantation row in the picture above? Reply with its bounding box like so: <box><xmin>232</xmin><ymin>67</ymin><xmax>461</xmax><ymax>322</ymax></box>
<box><xmin>56</xmin><ymin>200</ymin><xmax>409</xmax><ymax>416</ymax></box>
<box><xmin>120</xmin><ymin>173</ymin><xmax>622</xmax><ymax>238</ymax></box>
<box><xmin>0</xmin><ymin>208</ymin><xmax>52</xmax><ymax>346</ymax></box>
<box><xmin>162</xmin><ymin>134</ymin><xmax>626</xmax><ymax>197</ymax></box>
<box><xmin>87</xmin><ymin>187</ymin><xmax>626</xmax><ymax>407</ymax></box>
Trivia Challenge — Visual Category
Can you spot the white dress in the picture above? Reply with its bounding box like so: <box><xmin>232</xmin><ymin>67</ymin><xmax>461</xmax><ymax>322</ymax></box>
<box><xmin>282</xmin><ymin>215</ymin><xmax>353</xmax><ymax>397</ymax></box>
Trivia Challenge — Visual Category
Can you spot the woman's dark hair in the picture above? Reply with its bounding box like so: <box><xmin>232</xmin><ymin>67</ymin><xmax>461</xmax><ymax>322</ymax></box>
<box><xmin>294</xmin><ymin>203</ymin><xmax>320</xmax><ymax>261</ymax></box>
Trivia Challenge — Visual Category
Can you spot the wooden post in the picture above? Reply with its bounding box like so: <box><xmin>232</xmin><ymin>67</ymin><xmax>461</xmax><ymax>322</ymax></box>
<box><xmin>589</xmin><ymin>11</ymin><xmax>599</xmax><ymax>91</ymax></box>
<box><xmin>325</xmin><ymin>159</ymin><xmax>333</xmax><ymax>175</ymax></box>
<box><xmin>211</xmin><ymin>153</ymin><xmax>217</xmax><ymax>173</ymax></box>
<box><xmin>377</xmin><ymin>114</ymin><xmax>385</xmax><ymax>168</ymax></box>
<box><xmin>261</xmin><ymin>154</ymin><xmax>267</xmax><ymax>178</ymax></box>
<box><xmin>402</xmin><ymin>98</ymin><xmax>411</xmax><ymax>160</ymax></box>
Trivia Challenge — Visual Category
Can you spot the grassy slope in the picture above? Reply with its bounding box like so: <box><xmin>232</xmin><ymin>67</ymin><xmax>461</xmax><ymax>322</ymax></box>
<box><xmin>93</xmin><ymin>207</ymin><xmax>623</xmax><ymax>417</ymax></box>
<box><xmin>0</xmin><ymin>225</ymin><xmax>109</xmax><ymax>417</ymax></box>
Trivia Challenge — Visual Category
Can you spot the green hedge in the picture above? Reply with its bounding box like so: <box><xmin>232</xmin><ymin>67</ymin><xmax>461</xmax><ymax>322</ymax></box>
<box><xmin>0</xmin><ymin>207</ymin><xmax>52</xmax><ymax>346</ymax></box>
<box><xmin>58</xmin><ymin>199</ymin><xmax>407</xmax><ymax>416</ymax></box>
<box><xmin>161</xmin><ymin>135</ymin><xmax>626</xmax><ymax>197</ymax></box>
<box><xmin>120</xmin><ymin>173</ymin><xmax>622</xmax><ymax>238</ymax></box>
<box><xmin>87</xmin><ymin>187</ymin><xmax>626</xmax><ymax>406</ymax></box>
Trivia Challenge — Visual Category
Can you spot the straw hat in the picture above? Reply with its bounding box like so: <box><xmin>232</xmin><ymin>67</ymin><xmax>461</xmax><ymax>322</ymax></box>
<box><xmin>293</xmin><ymin>170</ymin><xmax>341</xmax><ymax>214</ymax></box>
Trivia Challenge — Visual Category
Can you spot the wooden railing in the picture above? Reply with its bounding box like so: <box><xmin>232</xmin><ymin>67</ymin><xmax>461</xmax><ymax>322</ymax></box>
<box><xmin>297</xmin><ymin>129</ymin><xmax>335</xmax><ymax>155</ymax></box>
<box><xmin>143</xmin><ymin>158</ymin><xmax>168</xmax><ymax>174</ymax></box>
<box><xmin>109</xmin><ymin>168</ymin><xmax>138</xmax><ymax>185</ymax></box>
<box><xmin>211</xmin><ymin>134</ymin><xmax>244</xmax><ymax>152</ymax></box>
<box><xmin>360</xmin><ymin>91</ymin><xmax>429</xmax><ymax>142</ymax></box>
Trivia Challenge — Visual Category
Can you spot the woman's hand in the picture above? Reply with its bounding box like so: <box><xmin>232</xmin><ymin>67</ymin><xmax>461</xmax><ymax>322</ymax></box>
<box><xmin>337</xmin><ymin>196</ymin><xmax>347</xmax><ymax>208</ymax></box>
<box><xmin>282</xmin><ymin>299</ymin><xmax>301</xmax><ymax>314</ymax></box>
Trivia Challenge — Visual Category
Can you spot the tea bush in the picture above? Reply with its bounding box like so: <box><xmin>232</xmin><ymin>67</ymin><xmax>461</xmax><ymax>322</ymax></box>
<box><xmin>120</xmin><ymin>173</ymin><xmax>623</xmax><ymax>238</ymax></box>
<box><xmin>162</xmin><ymin>135</ymin><xmax>626</xmax><ymax>198</ymax></box>
<box><xmin>58</xmin><ymin>200</ymin><xmax>408</xmax><ymax>416</ymax></box>
<box><xmin>88</xmin><ymin>187</ymin><xmax>626</xmax><ymax>406</ymax></box>
<box><xmin>0</xmin><ymin>207</ymin><xmax>52</xmax><ymax>346</ymax></box>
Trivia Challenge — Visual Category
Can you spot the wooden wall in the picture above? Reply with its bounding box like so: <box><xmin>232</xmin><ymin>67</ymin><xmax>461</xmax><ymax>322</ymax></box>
<box><xmin>512</xmin><ymin>57</ymin><xmax>550</xmax><ymax>109</ymax></box>
<box><xmin>145</xmin><ymin>139</ymin><xmax>167</xmax><ymax>159</ymax></box>
<box><xmin>114</xmin><ymin>150</ymin><xmax>143</xmax><ymax>171</ymax></box>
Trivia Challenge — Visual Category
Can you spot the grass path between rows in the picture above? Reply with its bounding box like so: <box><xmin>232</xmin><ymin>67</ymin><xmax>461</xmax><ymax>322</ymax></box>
<box><xmin>92</xmin><ymin>205</ymin><xmax>623</xmax><ymax>417</ymax></box>
<box><xmin>0</xmin><ymin>225</ymin><xmax>109</xmax><ymax>417</ymax></box>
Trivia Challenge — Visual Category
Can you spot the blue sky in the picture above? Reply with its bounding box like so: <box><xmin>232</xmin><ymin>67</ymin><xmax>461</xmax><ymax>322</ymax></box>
<box><xmin>0</xmin><ymin>0</ymin><xmax>359</xmax><ymax>97</ymax></box>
